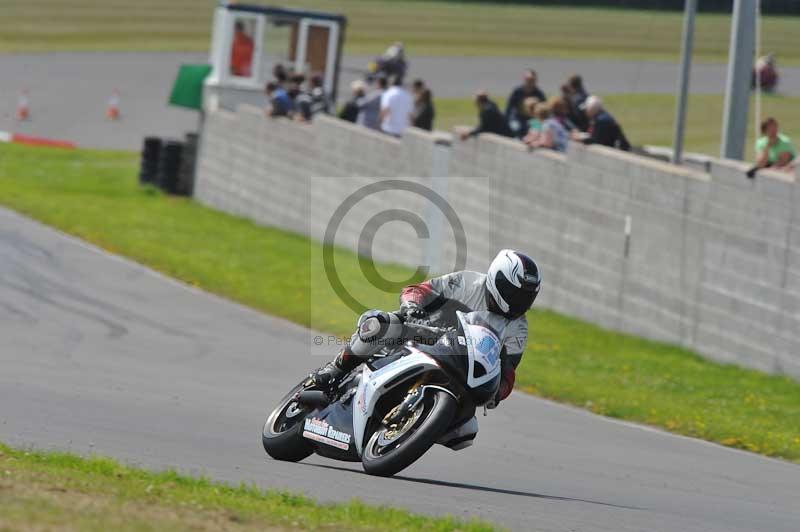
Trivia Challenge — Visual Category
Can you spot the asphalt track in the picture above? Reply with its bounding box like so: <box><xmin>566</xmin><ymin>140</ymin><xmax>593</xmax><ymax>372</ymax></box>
<box><xmin>1</xmin><ymin>207</ymin><xmax>799</xmax><ymax>531</ymax></box>
<box><xmin>2</xmin><ymin>52</ymin><xmax>799</xmax><ymax>149</ymax></box>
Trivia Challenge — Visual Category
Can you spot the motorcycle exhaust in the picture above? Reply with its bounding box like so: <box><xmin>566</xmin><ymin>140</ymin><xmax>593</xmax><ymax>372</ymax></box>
<box><xmin>295</xmin><ymin>390</ymin><xmax>330</xmax><ymax>408</ymax></box>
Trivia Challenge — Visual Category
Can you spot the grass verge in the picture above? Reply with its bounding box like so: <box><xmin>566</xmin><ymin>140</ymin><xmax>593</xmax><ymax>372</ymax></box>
<box><xmin>0</xmin><ymin>442</ymin><xmax>494</xmax><ymax>531</ymax></box>
<box><xmin>0</xmin><ymin>143</ymin><xmax>798</xmax><ymax>463</ymax></box>
<box><xmin>2</xmin><ymin>0</ymin><xmax>800</xmax><ymax>63</ymax></box>
<box><xmin>434</xmin><ymin>93</ymin><xmax>800</xmax><ymax>160</ymax></box>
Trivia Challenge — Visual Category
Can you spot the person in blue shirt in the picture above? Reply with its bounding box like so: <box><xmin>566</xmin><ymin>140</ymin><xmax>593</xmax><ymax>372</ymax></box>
<box><xmin>265</xmin><ymin>82</ymin><xmax>292</xmax><ymax>117</ymax></box>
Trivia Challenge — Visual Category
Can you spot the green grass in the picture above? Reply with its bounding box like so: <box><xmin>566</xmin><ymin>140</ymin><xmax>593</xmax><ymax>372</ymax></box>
<box><xmin>0</xmin><ymin>443</ymin><xmax>494</xmax><ymax>531</ymax></box>
<box><xmin>1</xmin><ymin>143</ymin><xmax>799</xmax><ymax>463</ymax></box>
<box><xmin>3</xmin><ymin>0</ymin><xmax>800</xmax><ymax>63</ymax></box>
<box><xmin>434</xmin><ymin>93</ymin><xmax>800</xmax><ymax>160</ymax></box>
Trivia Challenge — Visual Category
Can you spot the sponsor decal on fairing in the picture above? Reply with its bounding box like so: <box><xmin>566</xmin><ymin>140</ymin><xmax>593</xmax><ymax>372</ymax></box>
<box><xmin>302</xmin><ymin>417</ymin><xmax>352</xmax><ymax>450</ymax></box>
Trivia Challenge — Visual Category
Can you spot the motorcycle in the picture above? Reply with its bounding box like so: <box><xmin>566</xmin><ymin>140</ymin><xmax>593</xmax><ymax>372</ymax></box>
<box><xmin>366</xmin><ymin>42</ymin><xmax>407</xmax><ymax>83</ymax></box>
<box><xmin>262</xmin><ymin>310</ymin><xmax>502</xmax><ymax>477</ymax></box>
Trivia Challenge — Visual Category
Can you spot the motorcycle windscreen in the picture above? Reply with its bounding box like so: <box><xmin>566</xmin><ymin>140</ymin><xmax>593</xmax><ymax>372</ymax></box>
<box><xmin>456</xmin><ymin>311</ymin><xmax>502</xmax><ymax>404</ymax></box>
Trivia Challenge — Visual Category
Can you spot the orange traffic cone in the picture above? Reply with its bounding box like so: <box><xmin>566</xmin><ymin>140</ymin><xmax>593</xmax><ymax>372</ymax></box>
<box><xmin>106</xmin><ymin>90</ymin><xmax>120</xmax><ymax>120</ymax></box>
<box><xmin>15</xmin><ymin>90</ymin><xmax>30</xmax><ymax>121</ymax></box>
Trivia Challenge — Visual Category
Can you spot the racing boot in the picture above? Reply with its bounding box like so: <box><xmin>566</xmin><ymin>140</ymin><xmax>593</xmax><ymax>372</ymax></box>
<box><xmin>310</xmin><ymin>348</ymin><xmax>359</xmax><ymax>391</ymax></box>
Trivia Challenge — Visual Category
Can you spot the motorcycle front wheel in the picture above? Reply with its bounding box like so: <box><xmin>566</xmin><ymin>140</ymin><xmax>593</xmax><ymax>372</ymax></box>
<box><xmin>262</xmin><ymin>381</ymin><xmax>314</xmax><ymax>462</ymax></box>
<box><xmin>362</xmin><ymin>388</ymin><xmax>456</xmax><ymax>477</ymax></box>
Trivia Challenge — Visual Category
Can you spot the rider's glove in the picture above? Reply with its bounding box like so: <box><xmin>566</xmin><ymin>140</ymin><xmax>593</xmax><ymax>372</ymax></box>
<box><xmin>399</xmin><ymin>301</ymin><xmax>429</xmax><ymax>322</ymax></box>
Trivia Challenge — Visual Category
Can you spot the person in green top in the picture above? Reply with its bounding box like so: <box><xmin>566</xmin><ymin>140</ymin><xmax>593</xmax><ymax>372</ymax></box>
<box><xmin>523</xmin><ymin>97</ymin><xmax>543</xmax><ymax>134</ymax></box>
<box><xmin>755</xmin><ymin>117</ymin><xmax>796</xmax><ymax>172</ymax></box>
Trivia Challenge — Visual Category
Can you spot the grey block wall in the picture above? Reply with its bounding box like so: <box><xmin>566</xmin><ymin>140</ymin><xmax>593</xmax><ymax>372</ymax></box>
<box><xmin>195</xmin><ymin>105</ymin><xmax>800</xmax><ymax>379</ymax></box>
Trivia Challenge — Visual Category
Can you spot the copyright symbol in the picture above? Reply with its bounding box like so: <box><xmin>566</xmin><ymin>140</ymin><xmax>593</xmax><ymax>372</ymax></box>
<box><xmin>322</xmin><ymin>179</ymin><xmax>467</xmax><ymax>314</ymax></box>
<box><xmin>313</xmin><ymin>336</ymin><xmax>324</xmax><ymax>346</ymax></box>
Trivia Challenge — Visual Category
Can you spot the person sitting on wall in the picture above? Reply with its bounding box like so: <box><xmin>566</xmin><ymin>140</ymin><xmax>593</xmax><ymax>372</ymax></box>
<box><xmin>459</xmin><ymin>91</ymin><xmax>513</xmax><ymax>140</ymax></box>
<box><xmin>526</xmin><ymin>102</ymin><xmax>568</xmax><ymax>153</ymax></box>
<box><xmin>295</xmin><ymin>74</ymin><xmax>330</xmax><ymax>122</ymax></box>
<box><xmin>754</xmin><ymin>117</ymin><xmax>796</xmax><ymax>173</ymax></box>
<box><xmin>575</xmin><ymin>95</ymin><xmax>630</xmax><ymax>151</ymax></box>
<box><xmin>522</xmin><ymin>100</ymin><xmax>546</xmax><ymax>146</ymax></box>
<box><xmin>286</xmin><ymin>73</ymin><xmax>306</xmax><ymax>108</ymax></box>
<box><xmin>230</xmin><ymin>20</ymin><xmax>254</xmax><ymax>77</ymax></box>
<box><xmin>265</xmin><ymin>81</ymin><xmax>292</xmax><ymax>117</ymax></box>
<box><xmin>522</xmin><ymin>97</ymin><xmax>542</xmax><ymax>136</ymax></box>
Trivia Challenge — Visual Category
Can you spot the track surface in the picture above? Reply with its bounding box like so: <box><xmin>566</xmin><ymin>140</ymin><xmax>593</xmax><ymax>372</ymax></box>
<box><xmin>2</xmin><ymin>52</ymin><xmax>799</xmax><ymax>149</ymax></box>
<box><xmin>1</xmin><ymin>207</ymin><xmax>799</xmax><ymax>531</ymax></box>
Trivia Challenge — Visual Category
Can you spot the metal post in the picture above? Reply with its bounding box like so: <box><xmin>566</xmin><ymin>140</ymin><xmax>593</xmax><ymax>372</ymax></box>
<box><xmin>671</xmin><ymin>0</ymin><xmax>697</xmax><ymax>165</ymax></box>
<box><xmin>721</xmin><ymin>0</ymin><xmax>757</xmax><ymax>160</ymax></box>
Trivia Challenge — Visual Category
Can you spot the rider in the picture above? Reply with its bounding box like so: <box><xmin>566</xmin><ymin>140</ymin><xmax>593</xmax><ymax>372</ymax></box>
<box><xmin>312</xmin><ymin>249</ymin><xmax>541</xmax><ymax>411</ymax></box>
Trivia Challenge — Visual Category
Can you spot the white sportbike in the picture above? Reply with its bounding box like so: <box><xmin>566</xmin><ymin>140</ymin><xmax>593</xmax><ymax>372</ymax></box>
<box><xmin>262</xmin><ymin>311</ymin><xmax>501</xmax><ymax>477</ymax></box>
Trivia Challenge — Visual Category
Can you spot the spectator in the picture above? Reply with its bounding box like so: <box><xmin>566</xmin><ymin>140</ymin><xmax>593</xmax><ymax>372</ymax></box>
<box><xmin>310</xmin><ymin>74</ymin><xmax>330</xmax><ymax>114</ymax></box>
<box><xmin>459</xmin><ymin>91</ymin><xmax>513</xmax><ymax>140</ymax></box>
<box><xmin>339</xmin><ymin>80</ymin><xmax>365</xmax><ymax>123</ymax></box>
<box><xmin>230</xmin><ymin>20</ymin><xmax>254</xmax><ymax>77</ymax></box>
<box><xmin>380</xmin><ymin>75</ymin><xmax>413</xmax><ymax>137</ymax></box>
<box><xmin>566</xmin><ymin>75</ymin><xmax>589</xmax><ymax>131</ymax></box>
<box><xmin>549</xmin><ymin>96</ymin><xmax>576</xmax><ymax>131</ymax></box>
<box><xmin>578</xmin><ymin>95</ymin><xmax>630</xmax><ymax>151</ymax></box>
<box><xmin>505</xmin><ymin>70</ymin><xmax>547</xmax><ymax>138</ymax></box>
<box><xmin>265</xmin><ymin>81</ymin><xmax>291</xmax><ymax>117</ymax></box>
<box><xmin>522</xmin><ymin>100</ymin><xmax>546</xmax><ymax>145</ymax></box>
<box><xmin>753</xmin><ymin>54</ymin><xmax>778</xmax><ymax>92</ymax></box>
<box><xmin>357</xmin><ymin>76</ymin><xmax>387</xmax><ymax>130</ymax></box>
<box><xmin>527</xmin><ymin>103</ymin><xmax>569</xmax><ymax>152</ymax></box>
<box><xmin>411</xmin><ymin>79</ymin><xmax>435</xmax><ymax>131</ymax></box>
<box><xmin>273</xmin><ymin>64</ymin><xmax>288</xmax><ymax>88</ymax></box>
<box><xmin>754</xmin><ymin>117</ymin><xmax>796</xmax><ymax>172</ymax></box>
<box><xmin>286</xmin><ymin>73</ymin><xmax>311</xmax><ymax>121</ymax></box>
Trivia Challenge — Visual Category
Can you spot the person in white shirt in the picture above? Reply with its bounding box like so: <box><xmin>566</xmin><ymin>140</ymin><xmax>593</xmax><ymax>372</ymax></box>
<box><xmin>379</xmin><ymin>76</ymin><xmax>413</xmax><ymax>137</ymax></box>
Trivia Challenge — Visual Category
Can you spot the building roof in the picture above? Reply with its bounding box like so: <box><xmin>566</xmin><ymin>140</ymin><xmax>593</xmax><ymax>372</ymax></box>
<box><xmin>224</xmin><ymin>3</ymin><xmax>347</xmax><ymax>25</ymax></box>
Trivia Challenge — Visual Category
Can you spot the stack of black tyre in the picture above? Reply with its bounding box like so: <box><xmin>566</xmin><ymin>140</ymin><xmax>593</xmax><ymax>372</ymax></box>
<box><xmin>139</xmin><ymin>137</ymin><xmax>162</xmax><ymax>186</ymax></box>
<box><xmin>138</xmin><ymin>134</ymin><xmax>198</xmax><ymax>196</ymax></box>
<box><xmin>157</xmin><ymin>141</ymin><xmax>184</xmax><ymax>194</ymax></box>
<box><xmin>178</xmin><ymin>133</ymin><xmax>199</xmax><ymax>196</ymax></box>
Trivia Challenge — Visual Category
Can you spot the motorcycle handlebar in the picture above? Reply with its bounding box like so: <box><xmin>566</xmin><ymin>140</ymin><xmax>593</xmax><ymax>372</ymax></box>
<box><xmin>401</xmin><ymin>317</ymin><xmax>454</xmax><ymax>337</ymax></box>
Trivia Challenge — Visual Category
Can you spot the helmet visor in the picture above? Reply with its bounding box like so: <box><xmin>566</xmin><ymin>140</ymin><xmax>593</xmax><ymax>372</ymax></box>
<box><xmin>495</xmin><ymin>272</ymin><xmax>539</xmax><ymax>319</ymax></box>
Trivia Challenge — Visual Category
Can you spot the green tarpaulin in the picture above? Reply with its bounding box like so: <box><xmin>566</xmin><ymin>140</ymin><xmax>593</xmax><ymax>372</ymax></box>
<box><xmin>169</xmin><ymin>64</ymin><xmax>212</xmax><ymax>110</ymax></box>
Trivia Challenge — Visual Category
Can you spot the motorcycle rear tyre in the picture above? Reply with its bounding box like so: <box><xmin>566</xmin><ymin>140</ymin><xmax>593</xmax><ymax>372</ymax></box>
<box><xmin>262</xmin><ymin>383</ymin><xmax>314</xmax><ymax>462</ymax></box>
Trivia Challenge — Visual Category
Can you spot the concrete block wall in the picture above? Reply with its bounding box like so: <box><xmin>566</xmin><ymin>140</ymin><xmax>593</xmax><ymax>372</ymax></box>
<box><xmin>195</xmin><ymin>105</ymin><xmax>800</xmax><ymax>379</ymax></box>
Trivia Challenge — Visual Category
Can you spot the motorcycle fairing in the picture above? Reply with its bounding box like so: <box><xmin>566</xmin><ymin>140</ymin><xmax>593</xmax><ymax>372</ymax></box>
<box><xmin>352</xmin><ymin>348</ymin><xmax>442</xmax><ymax>455</ymax></box>
<box><xmin>456</xmin><ymin>311</ymin><xmax>502</xmax><ymax>388</ymax></box>
<box><xmin>302</xmin><ymin>386</ymin><xmax>361</xmax><ymax>462</ymax></box>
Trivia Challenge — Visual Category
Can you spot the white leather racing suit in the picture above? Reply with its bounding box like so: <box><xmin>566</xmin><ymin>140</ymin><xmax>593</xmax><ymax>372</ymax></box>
<box><xmin>401</xmin><ymin>270</ymin><xmax>528</xmax><ymax>392</ymax></box>
<box><xmin>399</xmin><ymin>271</ymin><xmax>529</xmax><ymax>450</ymax></box>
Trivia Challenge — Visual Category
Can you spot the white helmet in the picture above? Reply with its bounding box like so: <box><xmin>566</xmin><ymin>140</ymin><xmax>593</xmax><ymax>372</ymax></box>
<box><xmin>485</xmin><ymin>249</ymin><xmax>541</xmax><ymax>319</ymax></box>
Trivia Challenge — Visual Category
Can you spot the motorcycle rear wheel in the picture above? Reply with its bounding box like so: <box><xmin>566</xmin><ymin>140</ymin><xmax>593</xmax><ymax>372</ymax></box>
<box><xmin>362</xmin><ymin>388</ymin><xmax>456</xmax><ymax>477</ymax></box>
<box><xmin>262</xmin><ymin>382</ymin><xmax>314</xmax><ymax>462</ymax></box>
